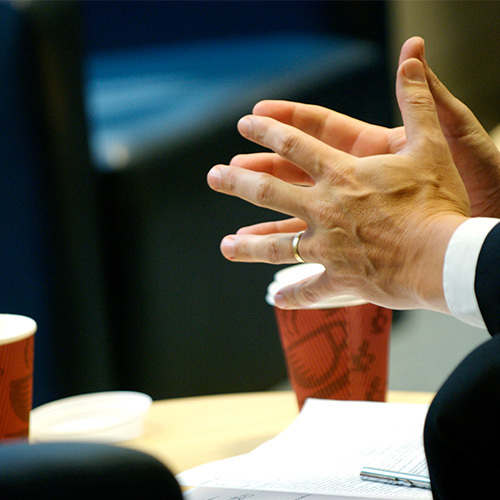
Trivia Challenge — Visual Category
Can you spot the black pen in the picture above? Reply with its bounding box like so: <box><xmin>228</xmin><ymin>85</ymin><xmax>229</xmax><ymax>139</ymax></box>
<box><xmin>360</xmin><ymin>467</ymin><xmax>431</xmax><ymax>490</ymax></box>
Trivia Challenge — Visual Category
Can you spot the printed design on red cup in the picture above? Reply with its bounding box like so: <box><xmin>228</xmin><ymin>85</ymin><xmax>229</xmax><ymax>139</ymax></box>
<box><xmin>371</xmin><ymin>307</ymin><xmax>390</xmax><ymax>334</ymax></box>
<box><xmin>347</xmin><ymin>305</ymin><xmax>391</xmax><ymax>402</ymax></box>
<box><xmin>365</xmin><ymin>375</ymin><xmax>385</xmax><ymax>401</ymax></box>
<box><xmin>307</xmin><ymin>371</ymin><xmax>351</xmax><ymax>401</ymax></box>
<box><xmin>281</xmin><ymin>309</ymin><xmax>349</xmax><ymax>390</ymax></box>
<box><xmin>9</xmin><ymin>374</ymin><xmax>32</xmax><ymax>423</ymax></box>
<box><xmin>351</xmin><ymin>340</ymin><xmax>376</xmax><ymax>373</ymax></box>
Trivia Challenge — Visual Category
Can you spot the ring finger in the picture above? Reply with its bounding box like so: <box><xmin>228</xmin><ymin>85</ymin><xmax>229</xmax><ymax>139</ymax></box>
<box><xmin>220</xmin><ymin>231</ymin><xmax>309</xmax><ymax>264</ymax></box>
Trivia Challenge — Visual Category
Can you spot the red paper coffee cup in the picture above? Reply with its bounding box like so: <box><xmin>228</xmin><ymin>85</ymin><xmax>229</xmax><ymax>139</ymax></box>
<box><xmin>0</xmin><ymin>314</ymin><xmax>36</xmax><ymax>441</ymax></box>
<box><xmin>267</xmin><ymin>264</ymin><xmax>392</xmax><ymax>409</ymax></box>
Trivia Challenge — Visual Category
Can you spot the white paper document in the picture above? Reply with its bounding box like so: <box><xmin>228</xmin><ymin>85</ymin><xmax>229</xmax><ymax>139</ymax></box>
<box><xmin>184</xmin><ymin>487</ymin><xmax>385</xmax><ymax>500</ymax></box>
<box><xmin>177</xmin><ymin>398</ymin><xmax>432</xmax><ymax>500</ymax></box>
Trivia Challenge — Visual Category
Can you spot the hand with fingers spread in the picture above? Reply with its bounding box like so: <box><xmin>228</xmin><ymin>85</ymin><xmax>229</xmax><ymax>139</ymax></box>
<box><xmin>206</xmin><ymin>40</ymin><xmax>500</xmax><ymax>494</ymax></box>
<box><xmin>207</xmin><ymin>55</ymin><xmax>470</xmax><ymax>312</ymax></box>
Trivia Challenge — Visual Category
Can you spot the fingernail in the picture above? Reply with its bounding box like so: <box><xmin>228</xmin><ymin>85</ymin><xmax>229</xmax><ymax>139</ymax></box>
<box><xmin>403</xmin><ymin>59</ymin><xmax>425</xmax><ymax>83</ymax></box>
<box><xmin>207</xmin><ymin>166</ymin><xmax>221</xmax><ymax>190</ymax></box>
<box><xmin>237</xmin><ymin>116</ymin><xmax>252</xmax><ymax>136</ymax></box>
<box><xmin>421</xmin><ymin>38</ymin><xmax>426</xmax><ymax>61</ymax></box>
<box><xmin>220</xmin><ymin>236</ymin><xmax>236</xmax><ymax>259</ymax></box>
<box><xmin>274</xmin><ymin>292</ymin><xmax>288</xmax><ymax>309</ymax></box>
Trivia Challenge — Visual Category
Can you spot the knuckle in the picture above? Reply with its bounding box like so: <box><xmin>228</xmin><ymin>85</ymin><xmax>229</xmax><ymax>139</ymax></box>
<box><xmin>278</xmin><ymin>132</ymin><xmax>299</xmax><ymax>158</ymax></box>
<box><xmin>300</xmin><ymin>285</ymin><xmax>322</xmax><ymax>305</ymax></box>
<box><xmin>312</xmin><ymin>199</ymin><xmax>337</xmax><ymax>230</ymax></box>
<box><xmin>265</xmin><ymin>238</ymin><xmax>282</xmax><ymax>263</ymax></box>
<box><xmin>222</xmin><ymin>167</ymin><xmax>238</xmax><ymax>192</ymax></box>
<box><xmin>254</xmin><ymin>175</ymin><xmax>274</xmax><ymax>204</ymax></box>
<box><xmin>404</xmin><ymin>89</ymin><xmax>436</xmax><ymax>113</ymax></box>
<box><xmin>315</xmin><ymin>242</ymin><xmax>335</xmax><ymax>264</ymax></box>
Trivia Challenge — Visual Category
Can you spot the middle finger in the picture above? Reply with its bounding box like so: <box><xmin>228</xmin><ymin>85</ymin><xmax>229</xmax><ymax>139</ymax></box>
<box><xmin>237</xmin><ymin>114</ymin><xmax>353</xmax><ymax>179</ymax></box>
<box><xmin>230</xmin><ymin>153</ymin><xmax>314</xmax><ymax>186</ymax></box>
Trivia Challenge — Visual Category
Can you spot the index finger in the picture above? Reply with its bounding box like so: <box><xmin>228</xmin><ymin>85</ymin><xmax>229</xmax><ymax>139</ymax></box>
<box><xmin>237</xmin><ymin>114</ymin><xmax>353</xmax><ymax>180</ymax></box>
<box><xmin>252</xmin><ymin>100</ymin><xmax>385</xmax><ymax>154</ymax></box>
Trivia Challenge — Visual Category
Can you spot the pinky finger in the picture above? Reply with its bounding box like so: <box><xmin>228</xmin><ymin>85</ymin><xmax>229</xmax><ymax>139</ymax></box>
<box><xmin>236</xmin><ymin>218</ymin><xmax>307</xmax><ymax>236</ymax></box>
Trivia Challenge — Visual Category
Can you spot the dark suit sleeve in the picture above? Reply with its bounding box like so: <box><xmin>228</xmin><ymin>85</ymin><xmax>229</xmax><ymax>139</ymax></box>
<box><xmin>475</xmin><ymin>222</ymin><xmax>500</xmax><ymax>335</ymax></box>
<box><xmin>424</xmin><ymin>335</ymin><xmax>500</xmax><ymax>499</ymax></box>
<box><xmin>424</xmin><ymin>223</ymin><xmax>500</xmax><ymax>499</ymax></box>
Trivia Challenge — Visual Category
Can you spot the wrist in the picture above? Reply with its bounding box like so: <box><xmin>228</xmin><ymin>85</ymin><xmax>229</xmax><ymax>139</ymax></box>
<box><xmin>411</xmin><ymin>214</ymin><xmax>469</xmax><ymax>313</ymax></box>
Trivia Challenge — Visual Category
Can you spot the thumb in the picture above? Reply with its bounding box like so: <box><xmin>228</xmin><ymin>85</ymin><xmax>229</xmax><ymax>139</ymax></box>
<box><xmin>398</xmin><ymin>36</ymin><xmax>425</xmax><ymax>67</ymax></box>
<box><xmin>273</xmin><ymin>272</ymin><xmax>332</xmax><ymax>309</ymax></box>
<box><xmin>396</xmin><ymin>58</ymin><xmax>444</xmax><ymax>150</ymax></box>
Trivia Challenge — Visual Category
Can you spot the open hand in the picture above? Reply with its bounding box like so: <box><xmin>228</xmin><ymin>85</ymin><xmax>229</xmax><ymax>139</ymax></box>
<box><xmin>207</xmin><ymin>58</ymin><xmax>470</xmax><ymax>311</ymax></box>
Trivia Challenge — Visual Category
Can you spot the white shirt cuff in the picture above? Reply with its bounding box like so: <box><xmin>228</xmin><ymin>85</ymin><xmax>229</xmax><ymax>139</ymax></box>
<box><xmin>443</xmin><ymin>217</ymin><xmax>500</xmax><ymax>329</ymax></box>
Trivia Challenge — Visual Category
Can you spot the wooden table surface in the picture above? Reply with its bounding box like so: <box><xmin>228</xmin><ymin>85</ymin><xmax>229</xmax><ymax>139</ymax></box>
<box><xmin>121</xmin><ymin>390</ymin><xmax>434</xmax><ymax>475</ymax></box>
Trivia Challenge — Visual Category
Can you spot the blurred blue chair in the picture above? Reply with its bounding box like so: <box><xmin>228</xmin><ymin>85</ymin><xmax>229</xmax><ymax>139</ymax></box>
<box><xmin>86</xmin><ymin>33</ymin><xmax>385</xmax><ymax>171</ymax></box>
<box><xmin>82</xmin><ymin>1</ymin><xmax>391</xmax><ymax>171</ymax></box>
<box><xmin>1</xmin><ymin>1</ymin><xmax>393</xmax><ymax>404</ymax></box>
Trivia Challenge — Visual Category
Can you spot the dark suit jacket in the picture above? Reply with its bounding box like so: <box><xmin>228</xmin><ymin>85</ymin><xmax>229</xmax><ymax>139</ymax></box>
<box><xmin>424</xmin><ymin>222</ymin><xmax>500</xmax><ymax>499</ymax></box>
<box><xmin>475</xmin><ymin>222</ymin><xmax>500</xmax><ymax>335</ymax></box>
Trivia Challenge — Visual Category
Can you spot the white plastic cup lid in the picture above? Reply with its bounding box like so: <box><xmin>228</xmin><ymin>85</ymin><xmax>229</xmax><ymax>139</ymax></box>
<box><xmin>266</xmin><ymin>263</ymin><xmax>366</xmax><ymax>309</ymax></box>
<box><xmin>30</xmin><ymin>391</ymin><xmax>152</xmax><ymax>444</ymax></box>
<box><xmin>0</xmin><ymin>314</ymin><xmax>37</xmax><ymax>345</ymax></box>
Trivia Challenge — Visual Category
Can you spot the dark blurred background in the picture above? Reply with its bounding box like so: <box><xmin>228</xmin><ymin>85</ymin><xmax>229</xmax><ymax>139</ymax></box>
<box><xmin>1</xmin><ymin>0</ymin><xmax>394</xmax><ymax>407</ymax></box>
